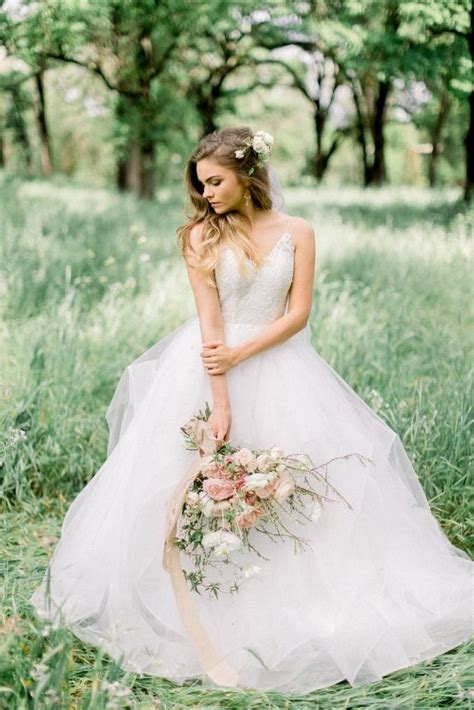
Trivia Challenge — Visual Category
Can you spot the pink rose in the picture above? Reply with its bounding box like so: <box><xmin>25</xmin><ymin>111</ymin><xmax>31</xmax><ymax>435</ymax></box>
<box><xmin>235</xmin><ymin>505</ymin><xmax>263</xmax><ymax>529</ymax></box>
<box><xmin>202</xmin><ymin>477</ymin><xmax>235</xmax><ymax>501</ymax></box>
<box><xmin>255</xmin><ymin>478</ymin><xmax>278</xmax><ymax>499</ymax></box>
<box><xmin>235</xmin><ymin>476</ymin><xmax>247</xmax><ymax>491</ymax></box>
<box><xmin>201</xmin><ymin>464</ymin><xmax>229</xmax><ymax>480</ymax></box>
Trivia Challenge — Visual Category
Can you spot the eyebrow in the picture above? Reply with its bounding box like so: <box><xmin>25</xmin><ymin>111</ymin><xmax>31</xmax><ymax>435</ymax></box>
<box><xmin>197</xmin><ymin>175</ymin><xmax>222</xmax><ymax>184</ymax></box>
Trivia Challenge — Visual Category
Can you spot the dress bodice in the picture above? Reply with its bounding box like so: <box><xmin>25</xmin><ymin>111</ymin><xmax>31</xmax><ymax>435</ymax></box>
<box><xmin>214</xmin><ymin>231</ymin><xmax>295</xmax><ymax>327</ymax></box>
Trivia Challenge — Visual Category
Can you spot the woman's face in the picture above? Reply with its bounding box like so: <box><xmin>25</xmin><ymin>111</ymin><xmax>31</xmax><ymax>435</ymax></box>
<box><xmin>196</xmin><ymin>158</ymin><xmax>246</xmax><ymax>213</ymax></box>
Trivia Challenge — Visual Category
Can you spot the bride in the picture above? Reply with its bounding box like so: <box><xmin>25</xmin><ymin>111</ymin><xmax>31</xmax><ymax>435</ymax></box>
<box><xmin>30</xmin><ymin>126</ymin><xmax>473</xmax><ymax>694</ymax></box>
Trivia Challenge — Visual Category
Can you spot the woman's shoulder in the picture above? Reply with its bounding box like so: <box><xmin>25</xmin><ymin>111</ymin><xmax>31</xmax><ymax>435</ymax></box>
<box><xmin>189</xmin><ymin>221</ymin><xmax>206</xmax><ymax>245</ymax></box>
<box><xmin>287</xmin><ymin>214</ymin><xmax>316</xmax><ymax>250</ymax></box>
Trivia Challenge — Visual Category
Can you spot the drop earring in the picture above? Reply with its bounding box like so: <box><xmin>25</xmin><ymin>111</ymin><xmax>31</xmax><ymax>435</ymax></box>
<box><xmin>244</xmin><ymin>189</ymin><xmax>251</xmax><ymax>206</ymax></box>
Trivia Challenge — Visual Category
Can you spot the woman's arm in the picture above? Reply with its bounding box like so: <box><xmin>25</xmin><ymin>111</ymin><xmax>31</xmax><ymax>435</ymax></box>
<box><xmin>184</xmin><ymin>224</ymin><xmax>231</xmax><ymax>437</ymax></box>
<box><xmin>201</xmin><ymin>218</ymin><xmax>316</xmax><ymax>372</ymax></box>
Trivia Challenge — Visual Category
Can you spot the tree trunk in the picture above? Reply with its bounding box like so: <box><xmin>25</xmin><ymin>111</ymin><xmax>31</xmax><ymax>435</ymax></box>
<box><xmin>139</xmin><ymin>137</ymin><xmax>156</xmax><ymax>199</ymax></box>
<box><xmin>464</xmin><ymin>3</ymin><xmax>474</xmax><ymax>201</ymax></box>
<box><xmin>350</xmin><ymin>78</ymin><xmax>370</xmax><ymax>185</ymax></box>
<box><xmin>313</xmin><ymin>110</ymin><xmax>326</xmax><ymax>182</ymax></box>
<box><xmin>429</xmin><ymin>86</ymin><xmax>450</xmax><ymax>187</ymax></box>
<box><xmin>464</xmin><ymin>87</ymin><xmax>474</xmax><ymax>201</ymax></box>
<box><xmin>200</xmin><ymin>105</ymin><xmax>217</xmax><ymax>136</ymax></box>
<box><xmin>367</xmin><ymin>79</ymin><xmax>390</xmax><ymax>186</ymax></box>
<box><xmin>11</xmin><ymin>86</ymin><xmax>33</xmax><ymax>173</ymax></box>
<box><xmin>34</xmin><ymin>70</ymin><xmax>53</xmax><ymax>176</ymax></box>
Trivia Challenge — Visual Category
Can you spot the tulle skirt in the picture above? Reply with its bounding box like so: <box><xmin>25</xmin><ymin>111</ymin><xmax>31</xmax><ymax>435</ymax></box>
<box><xmin>30</xmin><ymin>316</ymin><xmax>474</xmax><ymax>694</ymax></box>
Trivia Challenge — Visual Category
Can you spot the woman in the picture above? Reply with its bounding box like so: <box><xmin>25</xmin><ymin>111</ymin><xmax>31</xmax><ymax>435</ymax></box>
<box><xmin>30</xmin><ymin>126</ymin><xmax>473</xmax><ymax>694</ymax></box>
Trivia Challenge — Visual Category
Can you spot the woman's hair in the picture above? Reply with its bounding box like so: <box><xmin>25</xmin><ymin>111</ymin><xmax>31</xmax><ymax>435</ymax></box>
<box><xmin>176</xmin><ymin>125</ymin><xmax>274</xmax><ymax>286</ymax></box>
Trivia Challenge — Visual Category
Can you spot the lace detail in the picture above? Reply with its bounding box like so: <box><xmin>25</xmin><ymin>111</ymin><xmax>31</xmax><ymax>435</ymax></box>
<box><xmin>215</xmin><ymin>232</ymin><xmax>295</xmax><ymax>326</ymax></box>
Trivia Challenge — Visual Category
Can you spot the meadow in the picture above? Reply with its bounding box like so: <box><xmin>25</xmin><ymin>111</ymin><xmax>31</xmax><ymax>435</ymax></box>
<box><xmin>1</xmin><ymin>172</ymin><xmax>473</xmax><ymax>708</ymax></box>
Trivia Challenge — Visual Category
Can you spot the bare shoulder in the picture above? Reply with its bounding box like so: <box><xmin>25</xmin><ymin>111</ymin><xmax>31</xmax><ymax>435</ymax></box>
<box><xmin>184</xmin><ymin>222</ymin><xmax>206</xmax><ymax>267</ymax></box>
<box><xmin>289</xmin><ymin>215</ymin><xmax>316</xmax><ymax>252</ymax></box>
<box><xmin>188</xmin><ymin>221</ymin><xmax>206</xmax><ymax>248</ymax></box>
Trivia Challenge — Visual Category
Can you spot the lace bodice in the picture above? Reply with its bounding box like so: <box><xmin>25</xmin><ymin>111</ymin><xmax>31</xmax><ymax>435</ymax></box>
<box><xmin>215</xmin><ymin>230</ymin><xmax>295</xmax><ymax>326</ymax></box>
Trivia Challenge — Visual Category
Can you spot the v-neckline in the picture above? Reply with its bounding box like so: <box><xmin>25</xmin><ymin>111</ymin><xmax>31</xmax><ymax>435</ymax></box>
<box><xmin>221</xmin><ymin>231</ymin><xmax>293</xmax><ymax>269</ymax></box>
<box><xmin>253</xmin><ymin>231</ymin><xmax>290</xmax><ymax>263</ymax></box>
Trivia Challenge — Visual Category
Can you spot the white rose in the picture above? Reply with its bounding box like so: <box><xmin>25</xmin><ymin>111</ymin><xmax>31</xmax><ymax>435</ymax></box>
<box><xmin>273</xmin><ymin>472</ymin><xmax>295</xmax><ymax>503</ymax></box>
<box><xmin>243</xmin><ymin>472</ymin><xmax>275</xmax><ymax>491</ymax></box>
<box><xmin>235</xmin><ymin>448</ymin><xmax>258</xmax><ymax>471</ymax></box>
<box><xmin>252</xmin><ymin>135</ymin><xmax>266</xmax><ymax>153</ymax></box>
<box><xmin>260</xmin><ymin>131</ymin><xmax>274</xmax><ymax>146</ymax></box>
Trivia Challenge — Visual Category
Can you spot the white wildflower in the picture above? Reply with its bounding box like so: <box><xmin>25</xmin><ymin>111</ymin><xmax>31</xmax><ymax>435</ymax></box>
<box><xmin>202</xmin><ymin>530</ymin><xmax>241</xmax><ymax>557</ymax></box>
<box><xmin>30</xmin><ymin>661</ymin><xmax>49</xmax><ymax>682</ymax></box>
<box><xmin>310</xmin><ymin>499</ymin><xmax>324</xmax><ymax>523</ymax></box>
<box><xmin>243</xmin><ymin>565</ymin><xmax>261</xmax><ymax>578</ymax></box>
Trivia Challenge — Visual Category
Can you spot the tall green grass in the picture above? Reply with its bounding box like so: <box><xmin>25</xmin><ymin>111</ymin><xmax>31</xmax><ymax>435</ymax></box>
<box><xmin>1</xmin><ymin>174</ymin><xmax>473</xmax><ymax>707</ymax></box>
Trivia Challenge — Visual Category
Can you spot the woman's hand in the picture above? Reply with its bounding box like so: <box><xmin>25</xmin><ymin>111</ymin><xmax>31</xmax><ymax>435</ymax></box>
<box><xmin>208</xmin><ymin>404</ymin><xmax>232</xmax><ymax>441</ymax></box>
<box><xmin>200</xmin><ymin>340</ymin><xmax>241</xmax><ymax>375</ymax></box>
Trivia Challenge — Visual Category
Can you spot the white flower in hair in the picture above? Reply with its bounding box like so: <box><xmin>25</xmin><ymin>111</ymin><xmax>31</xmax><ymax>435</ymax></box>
<box><xmin>252</xmin><ymin>130</ymin><xmax>273</xmax><ymax>154</ymax></box>
<box><xmin>234</xmin><ymin>129</ymin><xmax>274</xmax><ymax>175</ymax></box>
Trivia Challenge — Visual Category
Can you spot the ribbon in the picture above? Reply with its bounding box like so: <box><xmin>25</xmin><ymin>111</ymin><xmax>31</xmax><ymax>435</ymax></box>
<box><xmin>162</xmin><ymin>450</ymin><xmax>239</xmax><ymax>687</ymax></box>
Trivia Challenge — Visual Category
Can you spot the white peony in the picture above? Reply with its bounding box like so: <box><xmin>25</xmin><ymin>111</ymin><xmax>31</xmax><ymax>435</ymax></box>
<box><xmin>202</xmin><ymin>530</ymin><xmax>241</xmax><ymax>557</ymax></box>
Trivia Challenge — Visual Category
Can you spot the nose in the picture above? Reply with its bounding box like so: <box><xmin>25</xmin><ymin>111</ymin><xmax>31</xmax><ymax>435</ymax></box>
<box><xmin>203</xmin><ymin>187</ymin><xmax>214</xmax><ymax>200</ymax></box>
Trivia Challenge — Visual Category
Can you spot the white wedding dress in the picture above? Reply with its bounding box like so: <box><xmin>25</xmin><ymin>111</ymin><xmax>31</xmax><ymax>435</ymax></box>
<box><xmin>30</xmin><ymin>219</ymin><xmax>473</xmax><ymax>694</ymax></box>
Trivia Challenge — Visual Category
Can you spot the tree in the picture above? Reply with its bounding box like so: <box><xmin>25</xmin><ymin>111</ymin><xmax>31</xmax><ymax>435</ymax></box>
<box><xmin>398</xmin><ymin>1</ymin><xmax>472</xmax><ymax>198</ymax></box>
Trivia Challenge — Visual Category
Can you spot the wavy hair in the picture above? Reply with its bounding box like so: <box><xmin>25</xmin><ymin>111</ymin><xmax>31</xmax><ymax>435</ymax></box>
<box><xmin>176</xmin><ymin>126</ymin><xmax>274</xmax><ymax>287</ymax></box>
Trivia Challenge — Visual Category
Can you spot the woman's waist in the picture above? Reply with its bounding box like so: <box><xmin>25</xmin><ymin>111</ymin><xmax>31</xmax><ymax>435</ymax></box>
<box><xmin>222</xmin><ymin>319</ymin><xmax>312</xmax><ymax>346</ymax></box>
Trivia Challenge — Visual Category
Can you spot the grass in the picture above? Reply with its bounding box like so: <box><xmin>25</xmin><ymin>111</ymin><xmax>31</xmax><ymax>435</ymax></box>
<box><xmin>0</xmin><ymin>172</ymin><xmax>473</xmax><ymax>708</ymax></box>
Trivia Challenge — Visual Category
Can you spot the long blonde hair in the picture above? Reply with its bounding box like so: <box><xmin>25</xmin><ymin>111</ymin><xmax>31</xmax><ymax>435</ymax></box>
<box><xmin>176</xmin><ymin>126</ymin><xmax>274</xmax><ymax>287</ymax></box>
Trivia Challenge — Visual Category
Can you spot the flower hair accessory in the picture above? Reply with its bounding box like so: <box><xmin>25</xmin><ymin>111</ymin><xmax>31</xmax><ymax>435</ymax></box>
<box><xmin>234</xmin><ymin>130</ymin><xmax>274</xmax><ymax>175</ymax></box>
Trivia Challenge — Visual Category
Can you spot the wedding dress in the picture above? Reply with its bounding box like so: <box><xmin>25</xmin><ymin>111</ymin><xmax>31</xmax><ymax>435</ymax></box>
<box><xmin>30</xmin><ymin>215</ymin><xmax>473</xmax><ymax>694</ymax></box>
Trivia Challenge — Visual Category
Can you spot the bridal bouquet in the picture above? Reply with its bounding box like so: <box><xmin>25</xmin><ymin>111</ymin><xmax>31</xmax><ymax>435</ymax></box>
<box><xmin>174</xmin><ymin>402</ymin><xmax>374</xmax><ymax>598</ymax></box>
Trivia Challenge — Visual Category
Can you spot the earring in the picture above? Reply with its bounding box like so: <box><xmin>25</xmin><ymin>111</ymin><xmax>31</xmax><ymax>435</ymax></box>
<box><xmin>244</xmin><ymin>189</ymin><xmax>251</xmax><ymax>206</ymax></box>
